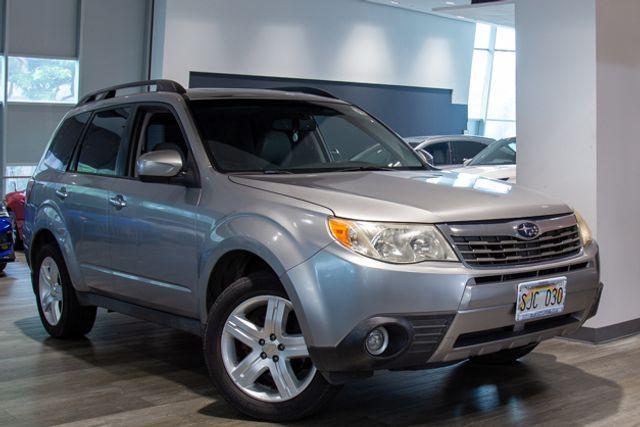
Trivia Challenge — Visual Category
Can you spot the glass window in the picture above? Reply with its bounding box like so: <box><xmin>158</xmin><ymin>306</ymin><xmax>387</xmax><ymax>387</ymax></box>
<box><xmin>190</xmin><ymin>100</ymin><xmax>424</xmax><ymax>173</ymax></box>
<box><xmin>424</xmin><ymin>142</ymin><xmax>450</xmax><ymax>166</ymax></box>
<box><xmin>450</xmin><ymin>141</ymin><xmax>486</xmax><ymax>164</ymax></box>
<box><xmin>495</xmin><ymin>26</ymin><xmax>516</xmax><ymax>51</ymax></box>
<box><xmin>38</xmin><ymin>113</ymin><xmax>91</xmax><ymax>173</ymax></box>
<box><xmin>7</xmin><ymin>57</ymin><xmax>79</xmax><ymax>104</ymax></box>
<box><xmin>76</xmin><ymin>108</ymin><xmax>131</xmax><ymax>176</ymax></box>
<box><xmin>487</xmin><ymin>51</ymin><xmax>516</xmax><ymax>121</ymax></box>
<box><xmin>484</xmin><ymin>121</ymin><xmax>516</xmax><ymax>140</ymax></box>
<box><xmin>469</xmin><ymin>138</ymin><xmax>517</xmax><ymax>166</ymax></box>
<box><xmin>5</xmin><ymin>165</ymin><xmax>37</xmax><ymax>193</ymax></box>
<box><xmin>468</xmin><ymin>50</ymin><xmax>489</xmax><ymax>119</ymax></box>
<box><xmin>474</xmin><ymin>23</ymin><xmax>492</xmax><ymax>49</ymax></box>
<box><xmin>139</xmin><ymin>110</ymin><xmax>188</xmax><ymax>160</ymax></box>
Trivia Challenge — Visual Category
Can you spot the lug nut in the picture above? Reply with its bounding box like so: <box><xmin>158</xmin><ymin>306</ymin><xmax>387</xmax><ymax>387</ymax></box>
<box><xmin>270</xmin><ymin>334</ymin><xmax>277</xmax><ymax>341</ymax></box>
<box><xmin>273</xmin><ymin>355</ymin><xmax>279</xmax><ymax>362</ymax></box>
<box><xmin>260</xmin><ymin>352</ymin><xmax>267</xmax><ymax>359</ymax></box>
<box><xmin>278</xmin><ymin>344</ymin><xmax>285</xmax><ymax>351</ymax></box>
<box><xmin>258</xmin><ymin>339</ymin><xmax>265</xmax><ymax>346</ymax></box>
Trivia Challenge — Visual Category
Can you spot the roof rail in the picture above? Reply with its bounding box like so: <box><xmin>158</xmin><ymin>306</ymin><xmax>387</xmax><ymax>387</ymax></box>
<box><xmin>77</xmin><ymin>79</ymin><xmax>187</xmax><ymax>106</ymax></box>
<box><xmin>271</xmin><ymin>86</ymin><xmax>339</xmax><ymax>99</ymax></box>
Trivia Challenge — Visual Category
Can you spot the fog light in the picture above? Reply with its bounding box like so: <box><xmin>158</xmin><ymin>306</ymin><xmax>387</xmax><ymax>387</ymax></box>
<box><xmin>365</xmin><ymin>326</ymin><xmax>389</xmax><ymax>356</ymax></box>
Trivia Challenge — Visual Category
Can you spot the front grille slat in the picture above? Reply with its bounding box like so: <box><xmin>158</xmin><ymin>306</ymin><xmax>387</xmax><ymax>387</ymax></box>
<box><xmin>450</xmin><ymin>222</ymin><xmax>582</xmax><ymax>267</ymax></box>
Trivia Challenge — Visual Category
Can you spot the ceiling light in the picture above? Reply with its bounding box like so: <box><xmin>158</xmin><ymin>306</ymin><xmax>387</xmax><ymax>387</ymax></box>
<box><xmin>390</xmin><ymin>0</ymin><xmax>399</xmax><ymax>4</ymax></box>
<box><xmin>446</xmin><ymin>1</ymin><xmax>455</xmax><ymax>4</ymax></box>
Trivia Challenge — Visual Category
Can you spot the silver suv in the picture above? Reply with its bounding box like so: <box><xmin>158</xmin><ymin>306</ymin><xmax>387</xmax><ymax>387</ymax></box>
<box><xmin>24</xmin><ymin>80</ymin><xmax>602</xmax><ymax>421</ymax></box>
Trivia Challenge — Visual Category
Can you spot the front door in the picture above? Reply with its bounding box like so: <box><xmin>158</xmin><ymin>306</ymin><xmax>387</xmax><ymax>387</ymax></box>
<box><xmin>106</xmin><ymin>105</ymin><xmax>200</xmax><ymax>317</ymax></box>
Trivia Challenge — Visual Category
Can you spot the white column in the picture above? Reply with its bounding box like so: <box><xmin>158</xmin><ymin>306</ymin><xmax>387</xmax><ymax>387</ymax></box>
<box><xmin>517</xmin><ymin>0</ymin><xmax>640</xmax><ymax>329</ymax></box>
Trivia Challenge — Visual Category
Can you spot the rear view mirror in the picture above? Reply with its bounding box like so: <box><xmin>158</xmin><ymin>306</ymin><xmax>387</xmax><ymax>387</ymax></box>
<box><xmin>136</xmin><ymin>150</ymin><xmax>183</xmax><ymax>178</ymax></box>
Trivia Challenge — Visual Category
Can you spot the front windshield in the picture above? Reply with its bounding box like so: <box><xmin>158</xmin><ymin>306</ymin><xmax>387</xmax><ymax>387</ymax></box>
<box><xmin>190</xmin><ymin>100</ymin><xmax>425</xmax><ymax>173</ymax></box>
<box><xmin>468</xmin><ymin>137</ymin><xmax>516</xmax><ymax>166</ymax></box>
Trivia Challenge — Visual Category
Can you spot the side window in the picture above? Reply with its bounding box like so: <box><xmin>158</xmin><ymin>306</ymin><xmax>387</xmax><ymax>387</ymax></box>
<box><xmin>451</xmin><ymin>141</ymin><xmax>485</xmax><ymax>164</ymax></box>
<box><xmin>76</xmin><ymin>107</ymin><xmax>131</xmax><ymax>176</ymax></box>
<box><xmin>138</xmin><ymin>109</ymin><xmax>188</xmax><ymax>162</ymax></box>
<box><xmin>37</xmin><ymin>112</ymin><xmax>90</xmax><ymax>173</ymax></box>
<box><xmin>425</xmin><ymin>142</ymin><xmax>450</xmax><ymax>166</ymax></box>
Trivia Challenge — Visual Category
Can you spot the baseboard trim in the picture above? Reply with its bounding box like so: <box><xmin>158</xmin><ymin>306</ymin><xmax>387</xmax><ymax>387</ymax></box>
<box><xmin>567</xmin><ymin>317</ymin><xmax>640</xmax><ymax>344</ymax></box>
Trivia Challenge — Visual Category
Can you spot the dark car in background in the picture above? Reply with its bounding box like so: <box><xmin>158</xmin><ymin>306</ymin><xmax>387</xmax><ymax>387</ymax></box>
<box><xmin>405</xmin><ymin>135</ymin><xmax>494</xmax><ymax>169</ymax></box>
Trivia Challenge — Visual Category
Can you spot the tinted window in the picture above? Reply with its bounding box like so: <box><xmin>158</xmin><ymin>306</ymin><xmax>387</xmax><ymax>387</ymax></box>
<box><xmin>451</xmin><ymin>140</ymin><xmax>486</xmax><ymax>164</ymax></box>
<box><xmin>190</xmin><ymin>100</ymin><xmax>423</xmax><ymax>173</ymax></box>
<box><xmin>425</xmin><ymin>142</ymin><xmax>450</xmax><ymax>166</ymax></box>
<box><xmin>76</xmin><ymin>107</ymin><xmax>131</xmax><ymax>176</ymax></box>
<box><xmin>38</xmin><ymin>113</ymin><xmax>90</xmax><ymax>172</ymax></box>
<box><xmin>140</xmin><ymin>111</ymin><xmax>188</xmax><ymax>161</ymax></box>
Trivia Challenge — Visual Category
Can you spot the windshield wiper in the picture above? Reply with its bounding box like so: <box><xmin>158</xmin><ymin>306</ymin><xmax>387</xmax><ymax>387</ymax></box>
<box><xmin>333</xmin><ymin>165</ymin><xmax>396</xmax><ymax>172</ymax></box>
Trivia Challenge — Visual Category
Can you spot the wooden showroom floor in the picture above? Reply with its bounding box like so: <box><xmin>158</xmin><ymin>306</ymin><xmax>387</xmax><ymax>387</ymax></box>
<box><xmin>1</xmin><ymin>255</ymin><xmax>639</xmax><ymax>427</ymax></box>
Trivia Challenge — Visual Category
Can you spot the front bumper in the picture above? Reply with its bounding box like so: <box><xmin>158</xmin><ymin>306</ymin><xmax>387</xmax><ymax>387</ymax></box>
<box><xmin>285</xmin><ymin>242</ymin><xmax>601</xmax><ymax>375</ymax></box>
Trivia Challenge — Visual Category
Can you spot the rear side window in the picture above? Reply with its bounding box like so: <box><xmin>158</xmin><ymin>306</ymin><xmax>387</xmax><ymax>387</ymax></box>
<box><xmin>38</xmin><ymin>113</ymin><xmax>90</xmax><ymax>172</ymax></box>
<box><xmin>76</xmin><ymin>107</ymin><xmax>132</xmax><ymax>176</ymax></box>
<box><xmin>450</xmin><ymin>141</ymin><xmax>486</xmax><ymax>164</ymax></box>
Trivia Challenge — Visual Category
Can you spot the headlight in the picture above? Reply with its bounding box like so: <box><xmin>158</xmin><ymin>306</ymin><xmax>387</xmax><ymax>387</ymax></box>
<box><xmin>328</xmin><ymin>217</ymin><xmax>458</xmax><ymax>264</ymax></box>
<box><xmin>574</xmin><ymin>210</ymin><xmax>593</xmax><ymax>247</ymax></box>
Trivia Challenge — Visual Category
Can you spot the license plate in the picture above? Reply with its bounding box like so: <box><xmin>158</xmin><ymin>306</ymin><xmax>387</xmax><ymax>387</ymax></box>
<box><xmin>516</xmin><ymin>277</ymin><xmax>567</xmax><ymax>322</ymax></box>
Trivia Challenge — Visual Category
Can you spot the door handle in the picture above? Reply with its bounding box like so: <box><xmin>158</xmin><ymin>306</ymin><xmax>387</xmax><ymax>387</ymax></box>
<box><xmin>55</xmin><ymin>187</ymin><xmax>68</xmax><ymax>200</ymax></box>
<box><xmin>109</xmin><ymin>195</ymin><xmax>127</xmax><ymax>210</ymax></box>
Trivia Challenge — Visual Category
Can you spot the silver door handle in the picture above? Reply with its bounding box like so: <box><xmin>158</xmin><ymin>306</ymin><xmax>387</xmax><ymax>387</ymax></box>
<box><xmin>55</xmin><ymin>187</ymin><xmax>68</xmax><ymax>200</ymax></box>
<box><xmin>109</xmin><ymin>195</ymin><xmax>127</xmax><ymax>209</ymax></box>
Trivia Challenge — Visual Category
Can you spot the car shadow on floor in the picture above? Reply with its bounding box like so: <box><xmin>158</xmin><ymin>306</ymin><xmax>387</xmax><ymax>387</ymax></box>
<box><xmin>15</xmin><ymin>313</ymin><xmax>622</xmax><ymax>426</ymax></box>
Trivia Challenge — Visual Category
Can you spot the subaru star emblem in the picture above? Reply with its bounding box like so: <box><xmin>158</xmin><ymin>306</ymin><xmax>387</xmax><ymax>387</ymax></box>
<box><xmin>516</xmin><ymin>222</ymin><xmax>540</xmax><ymax>239</ymax></box>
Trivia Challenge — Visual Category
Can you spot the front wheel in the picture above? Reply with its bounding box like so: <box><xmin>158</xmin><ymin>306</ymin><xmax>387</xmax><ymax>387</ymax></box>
<box><xmin>33</xmin><ymin>243</ymin><xmax>97</xmax><ymax>338</ymax></box>
<box><xmin>203</xmin><ymin>273</ymin><xmax>340</xmax><ymax>421</ymax></box>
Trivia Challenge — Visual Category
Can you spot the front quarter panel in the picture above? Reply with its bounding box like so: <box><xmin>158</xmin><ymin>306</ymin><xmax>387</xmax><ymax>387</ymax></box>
<box><xmin>196</xmin><ymin>174</ymin><xmax>335</xmax><ymax>320</ymax></box>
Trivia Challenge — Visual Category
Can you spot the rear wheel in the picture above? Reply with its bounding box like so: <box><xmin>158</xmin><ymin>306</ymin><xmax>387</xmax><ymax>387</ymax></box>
<box><xmin>33</xmin><ymin>243</ymin><xmax>97</xmax><ymax>338</ymax></box>
<box><xmin>470</xmin><ymin>343</ymin><xmax>538</xmax><ymax>365</ymax></box>
<box><xmin>203</xmin><ymin>273</ymin><xmax>340</xmax><ymax>421</ymax></box>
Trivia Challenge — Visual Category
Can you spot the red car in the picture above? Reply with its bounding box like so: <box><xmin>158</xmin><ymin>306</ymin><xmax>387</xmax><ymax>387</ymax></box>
<box><xmin>4</xmin><ymin>190</ymin><xmax>25</xmax><ymax>249</ymax></box>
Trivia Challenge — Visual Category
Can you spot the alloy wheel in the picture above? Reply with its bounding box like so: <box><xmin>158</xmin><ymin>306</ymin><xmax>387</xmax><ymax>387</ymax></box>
<box><xmin>39</xmin><ymin>256</ymin><xmax>63</xmax><ymax>325</ymax></box>
<box><xmin>220</xmin><ymin>295</ymin><xmax>316</xmax><ymax>402</ymax></box>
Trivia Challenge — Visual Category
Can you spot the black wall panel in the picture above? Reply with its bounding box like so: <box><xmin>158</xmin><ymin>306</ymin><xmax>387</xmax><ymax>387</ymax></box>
<box><xmin>189</xmin><ymin>72</ymin><xmax>468</xmax><ymax>138</ymax></box>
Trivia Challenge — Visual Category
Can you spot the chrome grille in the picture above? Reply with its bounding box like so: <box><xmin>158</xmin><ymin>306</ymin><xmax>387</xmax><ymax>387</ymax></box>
<box><xmin>443</xmin><ymin>215</ymin><xmax>583</xmax><ymax>267</ymax></box>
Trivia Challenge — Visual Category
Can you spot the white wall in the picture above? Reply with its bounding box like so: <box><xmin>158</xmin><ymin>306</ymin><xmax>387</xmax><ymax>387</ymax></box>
<box><xmin>152</xmin><ymin>0</ymin><xmax>475</xmax><ymax>104</ymax></box>
<box><xmin>517</xmin><ymin>0</ymin><xmax>640</xmax><ymax>329</ymax></box>
<box><xmin>593</xmin><ymin>0</ymin><xmax>640</xmax><ymax>329</ymax></box>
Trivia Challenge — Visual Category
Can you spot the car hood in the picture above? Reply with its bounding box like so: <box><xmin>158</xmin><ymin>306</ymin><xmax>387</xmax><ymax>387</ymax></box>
<box><xmin>229</xmin><ymin>170</ymin><xmax>570</xmax><ymax>223</ymax></box>
<box><xmin>450</xmin><ymin>165</ymin><xmax>517</xmax><ymax>183</ymax></box>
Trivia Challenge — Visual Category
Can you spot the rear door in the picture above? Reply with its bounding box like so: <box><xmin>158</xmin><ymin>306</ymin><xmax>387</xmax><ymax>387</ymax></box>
<box><xmin>65</xmin><ymin>106</ymin><xmax>133</xmax><ymax>292</ymax></box>
<box><xmin>105</xmin><ymin>104</ymin><xmax>200</xmax><ymax>317</ymax></box>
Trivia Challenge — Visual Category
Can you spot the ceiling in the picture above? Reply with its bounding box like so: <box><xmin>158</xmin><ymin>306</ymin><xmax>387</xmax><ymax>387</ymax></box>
<box><xmin>364</xmin><ymin>0</ymin><xmax>515</xmax><ymax>27</ymax></box>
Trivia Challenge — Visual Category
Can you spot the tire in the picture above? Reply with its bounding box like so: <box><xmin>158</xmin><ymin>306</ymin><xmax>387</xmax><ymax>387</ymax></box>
<box><xmin>203</xmin><ymin>273</ymin><xmax>341</xmax><ymax>421</ymax></box>
<box><xmin>9</xmin><ymin>212</ymin><xmax>23</xmax><ymax>250</ymax></box>
<box><xmin>33</xmin><ymin>242</ymin><xmax>97</xmax><ymax>338</ymax></box>
<box><xmin>470</xmin><ymin>343</ymin><xmax>538</xmax><ymax>365</ymax></box>
<box><xmin>0</xmin><ymin>262</ymin><xmax>6</xmax><ymax>272</ymax></box>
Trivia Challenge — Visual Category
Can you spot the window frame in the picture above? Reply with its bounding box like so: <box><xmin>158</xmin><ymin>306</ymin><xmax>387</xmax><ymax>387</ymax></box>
<box><xmin>6</xmin><ymin>55</ymin><xmax>80</xmax><ymax>106</ymax></box>
<box><xmin>468</xmin><ymin>24</ymin><xmax>516</xmax><ymax>139</ymax></box>
<box><xmin>126</xmin><ymin>102</ymin><xmax>201</xmax><ymax>186</ymax></box>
